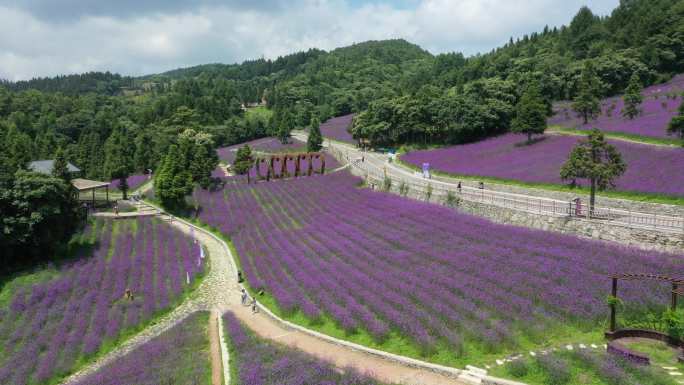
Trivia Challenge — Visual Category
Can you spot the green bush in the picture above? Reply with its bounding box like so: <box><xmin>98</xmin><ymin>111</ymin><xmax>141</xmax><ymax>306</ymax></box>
<box><xmin>506</xmin><ymin>359</ymin><xmax>529</xmax><ymax>378</ymax></box>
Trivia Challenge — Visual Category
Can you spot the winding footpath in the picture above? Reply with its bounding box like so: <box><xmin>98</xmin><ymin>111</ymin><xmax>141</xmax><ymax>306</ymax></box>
<box><xmin>62</xmin><ymin>202</ymin><xmax>489</xmax><ymax>385</ymax></box>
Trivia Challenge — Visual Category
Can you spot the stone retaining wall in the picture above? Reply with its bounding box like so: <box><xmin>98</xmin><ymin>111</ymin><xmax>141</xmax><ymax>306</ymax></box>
<box><xmin>364</xmin><ymin>173</ymin><xmax>684</xmax><ymax>253</ymax></box>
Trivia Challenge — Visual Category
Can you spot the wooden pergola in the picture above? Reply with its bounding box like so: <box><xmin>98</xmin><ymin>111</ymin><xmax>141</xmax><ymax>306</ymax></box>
<box><xmin>72</xmin><ymin>178</ymin><xmax>110</xmax><ymax>206</ymax></box>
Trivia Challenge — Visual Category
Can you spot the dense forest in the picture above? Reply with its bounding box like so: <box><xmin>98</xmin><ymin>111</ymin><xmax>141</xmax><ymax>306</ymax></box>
<box><xmin>1</xmin><ymin>0</ymin><xmax>683</xmax><ymax>270</ymax></box>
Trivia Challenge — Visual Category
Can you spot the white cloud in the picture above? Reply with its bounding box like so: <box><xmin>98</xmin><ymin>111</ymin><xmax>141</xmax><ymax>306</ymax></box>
<box><xmin>0</xmin><ymin>0</ymin><xmax>619</xmax><ymax>80</ymax></box>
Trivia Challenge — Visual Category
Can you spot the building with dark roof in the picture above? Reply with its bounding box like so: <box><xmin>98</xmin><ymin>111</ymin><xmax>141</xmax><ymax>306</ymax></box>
<box><xmin>28</xmin><ymin>160</ymin><xmax>81</xmax><ymax>175</ymax></box>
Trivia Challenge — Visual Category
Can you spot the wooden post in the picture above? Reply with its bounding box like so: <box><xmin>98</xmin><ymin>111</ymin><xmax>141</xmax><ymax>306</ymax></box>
<box><xmin>294</xmin><ymin>154</ymin><xmax>301</xmax><ymax>177</ymax></box>
<box><xmin>307</xmin><ymin>154</ymin><xmax>313</xmax><ymax>176</ymax></box>
<box><xmin>673</xmin><ymin>283</ymin><xmax>678</xmax><ymax>311</ymax></box>
<box><xmin>106</xmin><ymin>186</ymin><xmax>109</xmax><ymax>204</ymax></box>
<box><xmin>320</xmin><ymin>155</ymin><xmax>326</xmax><ymax>174</ymax></box>
<box><xmin>610</xmin><ymin>277</ymin><xmax>618</xmax><ymax>332</ymax></box>
<box><xmin>255</xmin><ymin>159</ymin><xmax>261</xmax><ymax>180</ymax></box>
<box><xmin>92</xmin><ymin>188</ymin><xmax>95</xmax><ymax>207</ymax></box>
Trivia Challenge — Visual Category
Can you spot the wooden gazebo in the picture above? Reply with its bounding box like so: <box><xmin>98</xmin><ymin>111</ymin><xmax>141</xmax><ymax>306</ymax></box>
<box><xmin>72</xmin><ymin>178</ymin><xmax>111</xmax><ymax>206</ymax></box>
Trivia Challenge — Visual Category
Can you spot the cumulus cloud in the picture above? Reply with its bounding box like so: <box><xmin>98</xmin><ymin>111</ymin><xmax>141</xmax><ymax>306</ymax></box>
<box><xmin>0</xmin><ymin>0</ymin><xmax>619</xmax><ymax>80</ymax></box>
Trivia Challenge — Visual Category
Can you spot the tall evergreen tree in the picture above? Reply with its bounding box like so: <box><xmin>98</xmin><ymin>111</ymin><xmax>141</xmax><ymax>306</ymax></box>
<box><xmin>572</xmin><ymin>62</ymin><xmax>601</xmax><ymax>124</ymax></box>
<box><xmin>277</xmin><ymin>110</ymin><xmax>294</xmax><ymax>144</ymax></box>
<box><xmin>667</xmin><ymin>96</ymin><xmax>684</xmax><ymax>144</ymax></box>
<box><xmin>154</xmin><ymin>144</ymin><xmax>193</xmax><ymax>208</ymax></box>
<box><xmin>622</xmin><ymin>73</ymin><xmax>643</xmax><ymax>119</ymax></box>
<box><xmin>307</xmin><ymin>116</ymin><xmax>323</xmax><ymax>152</ymax></box>
<box><xmin>511</xmin><ymin>84</ymin><xmax>547</xmax><ymax>143</ymax></box>
<box><xmin>52</xmin><ymin>147</ymin><xmax>71</xmax><ymax>182</ymax></box>
<box><xmin>560</xmin><ymin>129</ymin><xmax>626</xmax><ymax>215</ymax></box>
<box><xmin>233</xmin><ymin>145</ymin><xmax>253</xmax><ymax>175</ymax></box>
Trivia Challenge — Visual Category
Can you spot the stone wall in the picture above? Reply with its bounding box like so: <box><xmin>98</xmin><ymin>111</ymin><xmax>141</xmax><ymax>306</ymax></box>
<box><xmin>363</xmin><ymin>173</ymin><xmax>684</xmax><ymax>254</ymax></box>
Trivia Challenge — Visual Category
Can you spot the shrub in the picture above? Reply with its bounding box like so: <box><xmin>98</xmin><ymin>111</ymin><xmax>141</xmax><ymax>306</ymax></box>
<box><xmin>536</xmin><ymin>354</ymin><xmax>571</xmax><ymax>385</ymax></box>
<box><xmin>399</xmin><ymin>181</ymin><xmax>409</xmax><ymax>196</ymax></box>
<box><xmin>507</xmin><ymin>359</ymin><xmax>529</xmax><ymax>378</ymax></box>
<box><xmin>382</xmin><ymin>176</ymin><xmax>392</xmax><ymax>192</ymax></box>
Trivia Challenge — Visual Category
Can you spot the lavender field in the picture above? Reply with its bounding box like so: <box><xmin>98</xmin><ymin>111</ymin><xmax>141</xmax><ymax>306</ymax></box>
<box><xmin>319</xmin><ymin>113</ymin><xmax>355</xmax><ymax>143</ymax></box>
<box><xmin>0</xmin><ymin>217</ymin><xmax>204</xmax><ymax>385</ymax></box>
<box><xmin>223</xmin><ymin>312</ymin><xmax>382</xmax><ymax>385</ymax></box>
<box><xmin>401</xmin><ymin>133</ymin><xmax>684</xmax><ymax>197</ymax></box>
<box><xmin>108</xmin><ymin>173</ymin><xmax>149</xmax><ymax>191</ymax></box>
<box><xmin>73</xmin><ymin>312</ymin><xmax>211</xmax><ymax>385</ymax></box>
<box><xmin>195</xmin><ymin>173</ymin><xmax>684</xmax><ymax>361</ymax></box>
<box><xmin>217</xmin><ymin>137</ymin><xmax>307</xmax><ymax>163</ymax></box>
<box><xmin>495</xmin><ymin>349</ymin><xmax>676</xmax><ymax>385</ymax></box>
<box><xmin>548</xmin><ymin>74</ymin><xmax>684</xmax><ymax>139</ymax></box>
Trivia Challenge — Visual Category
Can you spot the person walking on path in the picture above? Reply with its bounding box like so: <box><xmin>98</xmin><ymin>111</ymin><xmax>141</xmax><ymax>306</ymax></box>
<box><xmin>251</xmin><ymin>297</ymin><xmax>258</xmax><ymax>314</ymax></box>
<box><xmin>114</xmin><ymin>203</ymin><xmax>119</xmax><ymax>216</ymax></box>
<box><xmin>241</xmin><ymin>289</ymin><xmax>248</xmax><ymax>305</ymax></box>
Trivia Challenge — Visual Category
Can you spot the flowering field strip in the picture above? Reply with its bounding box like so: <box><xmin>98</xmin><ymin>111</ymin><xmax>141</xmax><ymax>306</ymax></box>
<box><xmin>549</xmin><ymin>74</ymin><xmax>684</xmax><ymax>139</ymax></box>
<box><xmin>493</xmin><ymin>348</ymin><xmax>676</xmax><ymax>385</ymax></box>
<box><xmin>319</xmin><ymin>113</ymin><xmax>356</xmax><ymax>143</ymax></box>
<box><xmin>194</xmin><ymin>173</ymin><xmax>684</xmax><ymax>362</ymax></box>
<box><xmin>0</xmin><ymin>217</ymin><xmax>204</xmax><ymax>385</ymax></box>
<box><xmin>401</xmin><ymin>133</ymin><xmax>684</xmax><ymax>197</ymax></box>
<box><xmin>108</xmin><ymin>174</ymin><xmax>149</xmax><ymax>191</ymax></box>
<box><xmin>72</xmin><ymin>312</ymin><xmax>211</xmax><ymax>385</ymax></box>
<box><xmin>223</xmin><ymin>312</ymin><xmax>383</xmax><ymax>385</ymax></box>
<box><xmin>217</xmin><ymin>137</ymin><xmax>307</xmax><ymax>163</ymax></box>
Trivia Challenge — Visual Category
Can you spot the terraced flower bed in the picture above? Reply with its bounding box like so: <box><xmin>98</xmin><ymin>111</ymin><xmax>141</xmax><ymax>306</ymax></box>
<box><xmin>400</xmin><ymin>133</ymin><xmax>684</xmax><ymax>198</ymax></box>
<box><xmin>194</xmin><ymin>172</ymin><xmax>684</xmax><ymax>365</ymax></box>
<box><xmin>0</xmin><ymin>217</ymin><xmax>205</xmax><ymax>385</ymax></box>
<box><xmin>72</xmin><ymin>312</ymin><xmax>211</xmax><ymax>385</ymax></box>
<box><xmin>493</xmin><ymin>348</ymin><xmax>677</xmax><ymax>385</ymax></box>
<box><xmin>319</xmin><ymin>113</ymin><xmax>355</xmax><ymax>144</ymax></box>
<box><xmin>217</xmin><ymin>137</ymin><xmax>307</xmax><ymax>163</ymax></box>
<box><xmin>223</xmin><ymin>311</ymin><xmax>382</xmax><ymax>384</ymax></box>
<box><xmin>108</xmin><ymin>174</ymin><xmax>149</xmax><ymax>192</ymax></box>
<box><xmin>548</xmin><ymin>74</ymin><xmax>684</xmax><ymax>139</ymax></box>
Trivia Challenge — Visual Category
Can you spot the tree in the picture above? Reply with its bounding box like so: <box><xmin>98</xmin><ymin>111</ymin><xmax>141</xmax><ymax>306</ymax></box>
<box><xmin>572</xmin><ymin>62</ymin><xmax>601</xmax><ymax>124</ymax></box>
<box><xmin>51</xmin><ymin>147</ymin><xmax>71</xmax><ymax>182</ymax></box>
<box><xmin>103</xmin><ymin>127</ymin><xmax>133</xmax><ymax>181</ymax></box>
<box><xmin>112</xmin><ymin>166</ymin><xmax>130</xmax><ymax>200</ymax></box>
<box><xmin>277</xmin><ymin>110</ymin><xmax>294</xmax><ymax>144</ymax></box>
<box><xmin>233</xmin><ymin>145</ymin><xmax>253</xmax><ymax>175</ymax></box>
<box><xmin>622</xmin><ymin>73</ymin><xmax>643</xmax><ymax>119</ymax></box>
<box><xmin>511</xmin><ymin>84</ymin><xmax>547</xmax><ymax>143</ymax></box>
<box><xmin>178</xmin><ymin>129</ymin><xmax>219</xmax><ymax>189</ymax></box>
<box><xmin>560</xmin><ymin>129</ymin><xmax>626</xmax><ymax>215</ymax></box>
<box><xmin>667</xmin><ymin>96</ymin><xmax>684</xmax><ymax>144</ymax></box>
<box><xmin>0</xmin><ymin>170</ymin><xmax>80</xmax><ymax>273</ymax></box>
<box><xmin>307</xmin><ymin>116</ymin><xmax>323</xmax><ymax>152</ymax></box>
<box><xmin>154</xmin><ymin>144</ymin><xmax>193</xmax><ymax>208</ymax></box>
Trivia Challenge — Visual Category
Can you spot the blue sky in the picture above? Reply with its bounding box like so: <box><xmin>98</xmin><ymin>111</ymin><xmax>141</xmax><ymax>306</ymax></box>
<box><xmin>0</xmin><ymin>0</ymin><xmax>619</xmax><ymax>80</ymax></box>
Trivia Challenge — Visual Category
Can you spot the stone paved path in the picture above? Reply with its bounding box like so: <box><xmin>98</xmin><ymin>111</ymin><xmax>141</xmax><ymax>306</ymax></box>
<box><xmin>208</xmin><ymin>310</ymin><xmax>223</xmax><ymax>385</ymax></box>
<box><xmin>61</xmin><ymin>205</ymin><xmax>483</xmax><ymax>385</ymax></box>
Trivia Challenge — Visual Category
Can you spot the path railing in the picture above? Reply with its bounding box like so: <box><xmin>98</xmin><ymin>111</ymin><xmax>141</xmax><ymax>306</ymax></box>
<box><xmin>326</xmin><ymin>145</ymin><xmax>684</xmax><ymax>234</ymax></box>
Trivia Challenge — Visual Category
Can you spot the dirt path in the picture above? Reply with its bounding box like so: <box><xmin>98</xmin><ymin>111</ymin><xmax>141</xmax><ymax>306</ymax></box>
<box><xmin>208</xmin><ymin>310</ymin><xmax>223</xmax><ymax>385</ymax></box>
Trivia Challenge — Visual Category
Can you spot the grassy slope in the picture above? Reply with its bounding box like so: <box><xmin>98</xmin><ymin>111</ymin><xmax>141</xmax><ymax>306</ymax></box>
<box><xmin>548</xmin><ymin>125</ymin><xmax>683</xmax><ymax>147</ymax></box>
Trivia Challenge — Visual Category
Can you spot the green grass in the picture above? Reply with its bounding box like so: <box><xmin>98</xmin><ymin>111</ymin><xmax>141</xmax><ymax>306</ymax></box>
<box><xmin>396</xmin><ymin>158</ymin><xmax>684</xmax><ymax>206</ymax></box>
<box><xmin>622</xmin><ymin>339</ymin><xmax>684</xmax><ymax>371</ymax></box>
<box><xmin>490</xmin><ymin>348</ymin><xmax>679</xmax><ymax>385</ymax></box>
<box><xmin>548</xmin><ymin>125</ymin><xmax>683</xmax><ymax>147</ymax></box>
<box><xmin>245</xmin><ymin>106</ymin><xmax>273</xmax><ymax>123</ymax></box>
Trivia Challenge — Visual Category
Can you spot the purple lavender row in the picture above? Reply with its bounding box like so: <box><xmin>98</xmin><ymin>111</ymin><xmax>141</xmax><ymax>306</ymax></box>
<box><xmin>223</xmin><ymin>312</ymin><xmax>382</xmax><ymax>385</ymax></box>
<box><xmin>193</xmin><ymin>172</ymin><xmax>684</xmax><ymax>358</ymax></box>
<box><xmin>319</xmin><ymin>113</ymin><xmax>356</xmax><ymax>143</ymax></box>
<box><xmin>401</xmin><ymin>133</ymin><xmax>684</xmax><ymax>197</ymax></box>
<box><xmin>548</xmin><ymin>73</ymin><xmax>684</xmax><ymax>138</ymax></box>
<box><xmin>0</xmin><ymin>217</ymin><xmax>205</xmax><ymax>385</ymax></box>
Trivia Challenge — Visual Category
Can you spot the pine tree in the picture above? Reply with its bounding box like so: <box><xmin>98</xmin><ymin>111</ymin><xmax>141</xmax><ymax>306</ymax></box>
<box><xmin>278</xmin><ymin>110</ymin><xmax>294</xmax><ymax>144</ymax></box>
<box><xmin>233</xmin><ymin>145</ymin><xmax>253</xmax><ymax>175</ymax></box>
<box><xmin>511</xmin><ymin>84</ymin><xmax>547</xmax><ymax>143</ymax></box>
<box><xmin>667</xmin><ymin>96</ymin><xmax>684</xmax><ymax>144</ymax></box>
<box><xmin>51</xmin><ymin>147</ymin><xmax>71</xmax><ymax>182</ymax></box>
<box><xmin>622</xmin><ymin>73</ymin><xmax>643</xmax><ymax>119</ymax></box>
<box><xmin>154</xmin><ymin>144</ymin><xmax>193</xmax><ymax>208</ymax></box>
<box><xmin>572</xmin><ymin>62</ymin><xmax>601</xmax><ymax>124</ymax></box>
<box><xmin>560</xmin><ymin>129</ymin><xmax>626</xmax><ymax>215</ymax></box>
<box><xmin>307</xmin><ymin>116</ymin><xmax>323</xmax><ymax>152</ymax></box>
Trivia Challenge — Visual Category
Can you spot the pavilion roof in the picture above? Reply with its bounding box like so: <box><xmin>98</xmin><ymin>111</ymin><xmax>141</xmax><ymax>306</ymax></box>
<box><xmin>71</xmin><ymin>178</ymin><xmax>110</xmax><ymax>191</ymax></box>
